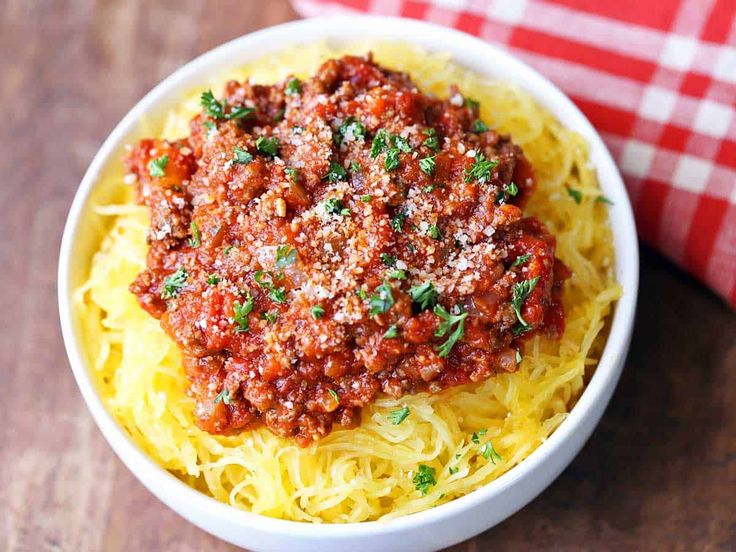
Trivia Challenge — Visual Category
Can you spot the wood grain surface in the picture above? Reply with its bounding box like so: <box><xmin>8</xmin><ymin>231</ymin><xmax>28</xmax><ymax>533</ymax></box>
<box><xmin>1</xmin><ymin>1</ymin><xmax>734</xmax><ymax>550</ymax></box>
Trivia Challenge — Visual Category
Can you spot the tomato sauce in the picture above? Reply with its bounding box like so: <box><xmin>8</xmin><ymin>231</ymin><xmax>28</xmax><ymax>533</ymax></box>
<box><xmin>126</xmin><ymin>55</ymin><xmax>567</xmax><ymax>445</ymax></box>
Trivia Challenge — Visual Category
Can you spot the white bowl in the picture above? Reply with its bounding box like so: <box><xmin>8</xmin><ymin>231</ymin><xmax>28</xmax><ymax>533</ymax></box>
<box><xmin>58</xmin><ymin>15</ymin><xmax>639</xmax><ymax>552</ymax></box>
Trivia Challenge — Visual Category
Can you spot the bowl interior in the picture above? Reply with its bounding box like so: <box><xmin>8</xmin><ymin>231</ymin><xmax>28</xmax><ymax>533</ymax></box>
<box><xmin>58</xmin><ymin>15</ymin><xmax>639</xmax><ymax>543</ymax></box>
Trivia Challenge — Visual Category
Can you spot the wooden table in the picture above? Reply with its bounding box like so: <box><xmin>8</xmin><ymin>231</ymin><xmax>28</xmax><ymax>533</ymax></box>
<box><xmin>2</xmin><ymin>1</ymin><xmax>734</xmax><ymax>550</ymax></box>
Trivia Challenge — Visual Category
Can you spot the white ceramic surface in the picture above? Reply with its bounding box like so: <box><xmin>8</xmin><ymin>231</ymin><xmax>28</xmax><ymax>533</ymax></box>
<box><xmin>58</xmin><ymin>15</ymin><xmax>639</xmax><ymax>552</ymax></box>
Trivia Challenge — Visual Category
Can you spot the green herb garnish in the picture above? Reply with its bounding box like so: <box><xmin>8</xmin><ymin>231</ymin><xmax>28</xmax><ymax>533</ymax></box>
<box><xmin>388</xmin><ymin>405</ymin><xmax>410</xmax><ymax>425</ymax></box>
<box><xmin>419</xmin><ymin>155</ymin><xmax>436</xmax><ymax>176</ymax></box>
<box><xmin>188</xmin><ymin>221</ymin><xmax>201</xmax><ymax>248</ymax></box>
<box><xmin>148</xmin><ymin>155</ymin><xmax>169</xmax><ymax>178</ymax></box>
<box><xmin>370</xmin><ymin>128</ymin><xmax>390</xmax><ymax>158</ymax></box>
<box><xmin>434</xmin><ymin>304</ymin><xmax>468</xmax><ymax>357</ymax></box>
<box><xmin>253</xmin><ymin>271</ymin><xmax>287</xmax><ymax>304</ymax></box>
<box><xmin>325</xmin><ymin>162</ymin><xmax>347</xmax><ymax>183</ymax></box>
<box><xmin>480</xmin><ymin>441</ymin><xmax>502</xmax><ymax>464</ymax></box>
<box><xmin>413</xmin><ymin>465</ymin><xmax>437</xmax><ymax>495</ymax></box>
<box><xmin>323</xmin><ymin>197</ymin><xmax>350</xmax><ymax>216</ymax></box>
<box><xmin>285</xmin><ymin>78</ymin><xmax>302</xmax><ymax>96</ymax></box>
<box><xmin>427</xmin><ymin>223</ymin><xmax>442</xmax><ymax>240</ymax></box>
<box><xmin>255</xmin><ymin>136</ymin><xmax>279</xmax><ymax>157</ymax></box>
<box><xmin>472</xmin><ymin>119</ymin><xmax>489</xmax><ymax>133</ymax></box>
<box><xmin>383</xmin><ymin>324</ymin><xmax>399</xmax><ymax>339</ymax></box>
<box><xmin>390</xmin><ymin>210</ymin><xmax>407</xmax><ymax>233</ymax></box>
<box><xmin>214</xmin><ymin>389</ymin><xmax>232</xmax><ymax>405</ymax></box>
<box><xmin>511</xmin><ymin>254</ymin><xmax>531</xmax><ymax>267</ymax></box>
<box><xmin>285</xmin><ymin>167</ymin><xmax>298</xmax><ymax>182</ymax></box>
<box><xmin>233</xmin><ymin>293</ymin><xmax>254</xmax><ymax>332</ymax></box>
<box><xmin>369</xmin><ymin>280</ymin><xmax>394</xmax><ymax>316</ymax></box>
<box><xmin>464</xmin><ymin>152</ymin><xmax>497</xmax><ymax>184</ymax></box>
<box><xmin>384</xmin><ymin>148</ymin><xmax>401</xmax><ymax>171</ymax></box>
<box><xmin>511</xmin><ymin>277</ymin><xmax>539</xmax><ymax>328</ymax></box>
<box><xmin>422</xmin><ymin>128</ymin><xmax>440</xmax><ymax>151</ymax></box>
<box><xmin>233</xmin><ymin>147</ymin><xmax>253</xmax><ymax>164</ymax></box>
<box><xmin>311</xmin><ymin>305</ymin><xmax>325</xmax><ymax>319</ymax></box>
<box><xmin>275</xmin><ymin>245</ymin><xmax>297</xmax><ymax>269</ymax></box>
<box><xmin>595</xmin><ymin>194</ymin><xmax>613</xmax><ymax>205</ymax></box>
<box><xmin>161</xmin><ymin>267</ymin><xmax>187</xmax><ymax>299</ymax></box>
<box><xmin>262</xmin><ymin>311</ymin><xmax>279</xmax><ymax>324</ymax></box>
<box><xmin>393</xmin><ymin>135</ymin><xmax>412</xmax><ymax>153</ymax></box>
<box><xmin>200</xmin><ymin>89</ymin><xmax>254</xmax><ymax>121</ymax></box>
<box><xmin>566</xmin><ymin>187</ymin><xmax>583</xmax><ymax>204</ymax></box>
<box><xmin>360</xmin><ymin>194</ymin><xmax>372</xmax><ymax>202</ymax></box>
<box><xmin>328</xmin><ymin>388</ymin><xmax>340</xmax><ymax>402</ymax></box>
<box><xmin>206</xmin><ymin>274</ymin><xmax>220</xmax><ymax>286</ymax></box>
<box><xmin>380</xmin><ymin>253</ymin><xmax>397</xmax><ymax>267</ymax></box>
<box><xmin>408</xmin><ymin>281</ymin><xmax>438</xmax><ymax>311</ymax></box>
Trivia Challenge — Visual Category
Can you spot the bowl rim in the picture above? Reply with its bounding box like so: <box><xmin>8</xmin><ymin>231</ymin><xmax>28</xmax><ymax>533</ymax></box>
<box><xmin>58</xmin><ymin>14</ymin><xmax>639</xmax><ymax>539</ymax></box>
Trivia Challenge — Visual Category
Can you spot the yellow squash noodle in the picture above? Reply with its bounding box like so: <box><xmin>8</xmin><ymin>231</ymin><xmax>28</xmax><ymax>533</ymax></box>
<box><xmin>74</xmin><ymin>42</ymin><xmax>621</xmax><ymax>523</ymax></box>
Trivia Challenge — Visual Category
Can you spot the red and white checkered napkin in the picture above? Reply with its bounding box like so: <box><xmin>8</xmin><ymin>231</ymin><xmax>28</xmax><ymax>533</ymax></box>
<box><xmin>292</xmin><ymin>0</ymin><xmax>736</xmax><ymax>307</ymax></box>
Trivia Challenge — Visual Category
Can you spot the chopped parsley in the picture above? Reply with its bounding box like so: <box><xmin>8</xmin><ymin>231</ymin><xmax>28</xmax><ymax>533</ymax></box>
<box><xmin>422</xmin><ymin>128</ymin><xmax>440</xmax><ymax>151</ymax></box>
<box><xmin>285</xmin><ymin>167</ymin><xmax>299</xmax><ymax>182</ymax></box>
<box><xmin>464</xmin><ymin>97</ymin><xmax>480</xmax><ymax>110</ymax></box>
<box><xmin>285</xmin><ymin>77</ymin><xmax>302</xmax><ymax>96</ymax></box>
<box><xmin>370</xmin><ymin>128</ymin><xmax>390</xmax><ymax>158</ymax></box>
<box><xmin>311</xmin><ymin>305</ymin><xmax>325</xmax><ymax>319</ymax></box>
<box><xmin>161</xmin><ymin>267</ymin><xmax>187</xmax><ymax>299</ymax></box>
<box><xmin>214</xmin><ymin>389</ymin><xmax>232</xmax><ymax>405</ymax></box>
<box><xmin>566</xmin><ymin>186</ymin><xmax>583</xmax><ymax>204</ymax></box>
<box><xmin>390</xmin><ymin>210</ymin><xmax>407</xmax><ymax>233</ymax></box>
<box><xmin>275</xmin><ymin>245</ymin><xmax>297</xmax><ymax>269</ymax></box>
<box><xmin>427</xmin><ymin>224</ymin><xmax>442</xmax><ymax>240</ymax></box>
<box><xmin>254</xmin><ymin>271</ymin><xmax>287</xmax><ymax>304</ymax></box>
<box><xmin>449</xmin><ymin>466</ymin><xmax>459</xmax><ymax>475</ymax></box>
<box><xmin>512</xmin><ymin>254</ymin><xmax>531</xmax><ymax>267</ymax></box>
<box><xmin>471</xmin><ymin>428</ymin><xmax>488</xmax><ymax>444</ymax></box>
<box><xmin>423</xmin><ymin>182</ymin><xmax>441</xmax><ymax>193</ymax></box>
<box><xmin>355</xmin><ymin>286</ymin><xmax>368</xmax><ymax>300</ymax></box>
<box><xmin>350</xmin><ymin>161</ymin><xmax>362</xmax><ymax>173</ymax></box>
<box><xmin>233</xmin><ymin>293</ymin><xmax>254</xmax><ymax>332</ymax></box>
<box><xmin>388</xmin><ymin>269</ymin><xmax>407</xmax><ymax>280</ymax></box>
<box><xmin>262</xmin><ymin>311</ymin><xmax>279</xmax><ymax>324</ymax></box>
<box><xmin>233</xmin><ymin>147</ymin><xmax>253</xmax><ymax>164</ymax></box>
<box><xmin>434</xmin><ymin>304</ymin><xmax>468</xmax><ymax>357</ymax></box>
<box><xmin>408</xmin><ymin>282</ymin><xmax>438</xmax><ymax>311</ymax></box>
<box><xmin>380</xmin><ymin>253</ymin><xmax>397</xmax><ymax>267</ymax></box>
<box><xmin>147</xmin><ymin>155</ymin><xmax>169</xmax><ymax>178</ymax></box>
<box><xmin>393</xmin><ymin>135</ymin><xmax>412</xmax><ymax>153</ymax></box>
<box><xmin>336</xmin><ymin>116</ymin><xmax>366</xmax><ymax>144</ymax></box>
<box><xmin>472</xmin><ymin>119</ymin><xmax>489</xmax><ymax>133</ymax></box>
<box><xmin>388</xmin><ymin>405</ymin><xmax>410</xmax><ymax>425</ymax></box>
<box><xmin>325</xmin><ymin>162</ymin><xmax>347</xmax><ymax>183</ymax></box>
<box><xmin>369</xmin><ymin>280</ymin><xmax>394</xmax><ymax>316</ymax></box>
<box><xmin>480</xmin><ymin>441</ymin><xmax>502</xmax><ymax>464</ymax></box>
<box><xmin>596</xmin><ymin>194</ymin><xmax>613</xmax><ymax>205</ymax></box>
<box><xmin>188</xmin><ymin>221</ymin><xmax>201</xmax><ymax>248</ymax></box>
<box><xmin>206</xmin><ymin>274</ymin><xmax>221</xmax><ymax>286</ymax></box>
<box><xmin>383</xmin><ymin>324</ymin><xmax>399</xmax><ymax>339</ymax></box>
<box><xmin>360</xmin><ymin>194</ymin><xmax>372</xmax><ymax>202</ymax></box>
<box><xmin>255</xmin><ymin>136</ymin><xmax>279</xmax><ymax>157</ymax></box>
<box><xmin>384</xmin><ymin>147</ymin><xmax>401</xmax><ymax>171</ymax></box>
<box><xmin>413</xmin><ymin>465</ymin><xmax>437</xmax><ymax>495</ymax></box>
<box><xmin>419</xmin><ymin>155</ymin><xmax>436</xmax><ymax>176</ymax></box>
<box><xmin>328</xmin><ymin>388</ymin><xmax>340</xmax><ymax>402</ymax></box>
<box><xmin>200</xmin><ymin>89</ymin><xmax>254</xmax><ymax>121</ymax></box>
<box><xmin>323</xmin><ymin>197</ymin><xmax>350</xmax><ymax>216</ymax></box>
<box><xmin>203</xmin><ymin>120</ymin><xmax>216</xmax><ymax>133</ymax></box>
<box><xmin>273</xmin><ymin>107</ymin><xmax>285</xmax><ymax>123</ymax></box>
<box><xmin>511</xmin><ymin>277</ymin><xmax>539</xmax><ymax>329</ymax></box>
<box><xmin>464</xmin><ymin>152</ymin><xmax>498</xmax><ymax>184</ymax></box>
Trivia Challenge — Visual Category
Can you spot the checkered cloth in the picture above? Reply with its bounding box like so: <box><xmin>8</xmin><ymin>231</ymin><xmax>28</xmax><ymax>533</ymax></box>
<box><xmin>292</xmin><ymin>0</ymin><xmax>736</xmax><ymax>307</ymax></box>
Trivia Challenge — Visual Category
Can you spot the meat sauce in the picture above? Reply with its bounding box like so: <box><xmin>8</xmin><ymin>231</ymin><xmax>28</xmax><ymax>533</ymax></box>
<box><xmin>126</xmin><ymin>55</ymin><xmax>568</xmax><ymax>445</ymax></box>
